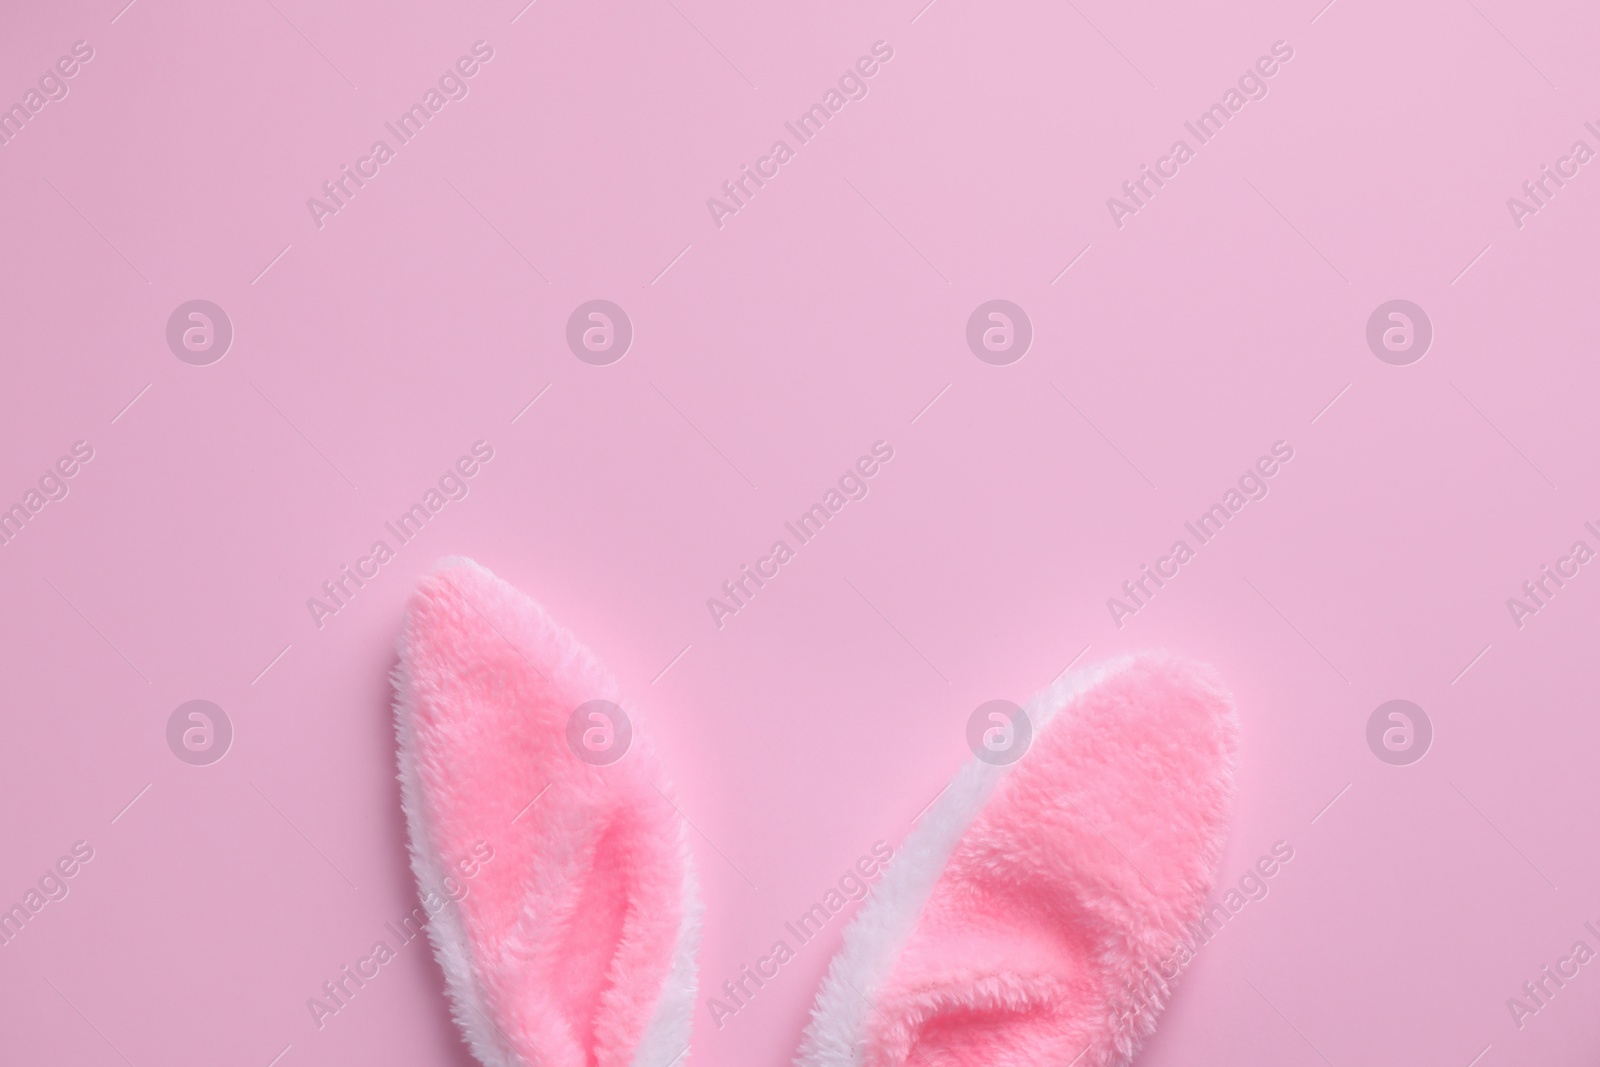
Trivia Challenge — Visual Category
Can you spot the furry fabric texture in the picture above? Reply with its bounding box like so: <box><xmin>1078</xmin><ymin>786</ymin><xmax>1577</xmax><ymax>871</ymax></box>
<box><xmin>795</xmin><ymin>654</ymin><xmax>1239</xmax><ymax>1067</ymax></box>
<box><xmin>393</xmin><ymin>558</ymin><xmax>701</xmax><ymax>1067</ymax></box>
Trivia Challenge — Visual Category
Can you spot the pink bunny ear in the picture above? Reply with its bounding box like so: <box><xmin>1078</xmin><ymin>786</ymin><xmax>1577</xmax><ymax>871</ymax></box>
<box><xmin>796</xmin><ymin>654</ymin><xmax>1239</xmax><ymax>1067</ymax></box>
<box><xmin>393</xmin><ymin>558</ymin><xmax>700</xmax><ymax>1067</ymax></box>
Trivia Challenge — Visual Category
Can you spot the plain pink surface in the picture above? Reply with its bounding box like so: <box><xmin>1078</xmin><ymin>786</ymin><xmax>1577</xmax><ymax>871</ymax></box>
<box><xmin>2</xmin><ymin>1</ymin><xmax>1599</xmax><ymax>1065</ymax></box>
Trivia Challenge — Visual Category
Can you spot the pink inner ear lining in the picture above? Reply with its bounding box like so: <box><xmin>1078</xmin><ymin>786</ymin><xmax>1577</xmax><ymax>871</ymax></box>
<box><xmin>551</xmin><ymin>816</ymin><xmax>634</xmax><ymax>1065</ymax></box>
<box><xmin>587</xmin><ymin>797</ymin><xmax>691</xmax><ymax>1067</ymax></box>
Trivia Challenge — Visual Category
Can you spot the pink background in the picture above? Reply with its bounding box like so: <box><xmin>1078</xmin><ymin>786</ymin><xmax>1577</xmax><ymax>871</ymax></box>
<box><xmin>3</xmin><ymin>0</ymin><xmax>1600</xmax><ymax>1064</ymax></box>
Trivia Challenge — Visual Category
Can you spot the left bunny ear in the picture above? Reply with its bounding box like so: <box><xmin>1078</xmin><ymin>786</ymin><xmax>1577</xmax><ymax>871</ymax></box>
<box><xmin>393</xmin><ymin>557</ymin><xmax>700</xmax><ymax>1067</ymax></box>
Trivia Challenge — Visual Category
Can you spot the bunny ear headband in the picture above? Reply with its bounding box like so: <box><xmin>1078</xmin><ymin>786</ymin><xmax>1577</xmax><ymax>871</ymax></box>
<box><xmin>393</xmin><ymin>559</ymin><xmax>1238</xmax><ymax>1067</ymax></box>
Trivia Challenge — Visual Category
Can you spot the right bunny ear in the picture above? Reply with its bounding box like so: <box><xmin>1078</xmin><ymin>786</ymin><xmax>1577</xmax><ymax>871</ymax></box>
<box><xmin>393</xmin><ymin>558</ymin><xmax>700</xmax><ymax>1067</ymax></box>
<box><xmin>796</xmin><ymin>654</ymin><xmax>1239</xmax><ymax>1067</ymax></box>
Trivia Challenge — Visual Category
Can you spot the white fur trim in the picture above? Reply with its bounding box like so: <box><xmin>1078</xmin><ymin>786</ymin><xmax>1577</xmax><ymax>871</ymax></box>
<box><xmin>394</xmin><ymin>630</ymin><xmax>522</xmax><ymax>1067</ymax></box>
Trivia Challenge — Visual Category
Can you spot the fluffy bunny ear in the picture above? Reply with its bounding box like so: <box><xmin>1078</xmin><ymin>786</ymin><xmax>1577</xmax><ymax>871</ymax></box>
<box><xmin>796</xmin><ymin>654</ymin><xmax>1239</xmax><ymax>1067</ymax></box>
<box><xmin>393</xmin><ymin>558</ymin><xmax>700</xmax><ymax>1067</ymax></box>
